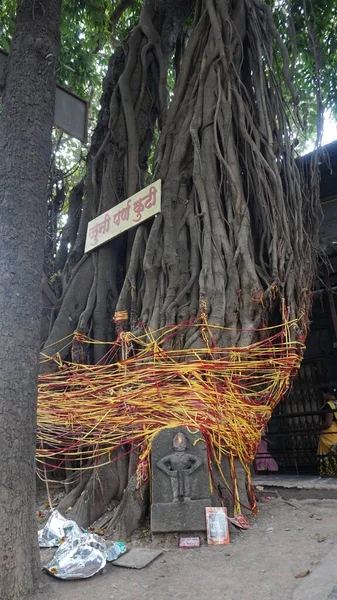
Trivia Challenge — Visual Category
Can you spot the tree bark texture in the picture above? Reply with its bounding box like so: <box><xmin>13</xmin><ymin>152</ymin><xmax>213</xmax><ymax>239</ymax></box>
<box><xmin>115</xmin><ymin>0</ymin><xmax>320</xmax><ymax>349</ymax></box>
<box><xmin>42</xmin><ymin>0</ymin><xmax>320</xmax><ymax>364</ymax></box>
<box><xmin>41</xmin><ymin>0</ymin><xmax>195</xmax><ymax>366</ymax></box>
<box><xmin>39</xmin><ymin>0</ymin><xmax>320</xmax><ymax>535</ymax></box>
<box><xmin>0</xmin><ymin>1</ymin><xmax>61</xmax><ymax>598</ymax></box>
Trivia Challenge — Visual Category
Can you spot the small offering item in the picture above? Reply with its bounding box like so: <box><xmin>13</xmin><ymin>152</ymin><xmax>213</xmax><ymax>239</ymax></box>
<box><xmin>179</xmin><ymin>536</ymin><xmax>201</xmax><ymax>548</ymax></box>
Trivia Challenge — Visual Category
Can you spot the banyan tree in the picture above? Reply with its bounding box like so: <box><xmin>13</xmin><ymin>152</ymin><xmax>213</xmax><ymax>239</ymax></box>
<box><xmin>38</xmin><ymin>0</ymin><xmax>323</xmax><ymax>536</ymax></box>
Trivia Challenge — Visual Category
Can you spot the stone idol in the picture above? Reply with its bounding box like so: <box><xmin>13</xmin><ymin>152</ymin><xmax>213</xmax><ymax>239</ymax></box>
<box><xmin>151</xmin><ymin>427</ymin><xmax>211</xmax><ymax>532</ymax></box>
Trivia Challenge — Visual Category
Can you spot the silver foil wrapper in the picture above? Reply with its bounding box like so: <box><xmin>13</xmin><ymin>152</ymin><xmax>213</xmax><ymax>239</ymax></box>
<box><xmin>39</xmin><ymin>510</ymin><xmax>127</xmax><ymax>579</ymax></box>
<box><xmin>38</xmin><ymin>510</ymin><xmax>83</xmax><ymax>548</ymax></box>
<box><xmin>44</xmin><ymin>533</ymin><xmax>107</xmax><ymax>579</ymax></box>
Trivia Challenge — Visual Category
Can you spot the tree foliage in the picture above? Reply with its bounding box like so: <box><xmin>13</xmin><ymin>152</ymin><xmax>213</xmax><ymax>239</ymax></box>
<box><xmin>1</xmin><ymin>0</ymin><xmax>142</xmax><ymax>97</ymax></box>
<box><xmin>271</xmin><ymin>0</ymin><xmax>337</xmax><ymax>142</ymax></box>
<box><xmin>2</xmin><ymin>0</ymin><xmax>336</xmax><ymax>134</ymax></box>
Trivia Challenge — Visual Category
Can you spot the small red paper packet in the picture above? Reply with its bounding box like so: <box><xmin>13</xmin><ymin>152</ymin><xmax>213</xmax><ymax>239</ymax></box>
<box><xmin>227</xmin><ymin>512</ymin><xmax>251</xmax><ymax>530</ymax></box>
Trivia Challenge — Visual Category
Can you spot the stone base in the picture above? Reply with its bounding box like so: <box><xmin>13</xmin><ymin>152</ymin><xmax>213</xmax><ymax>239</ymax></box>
<box><xmin>151</xmin><ymin>499</ymin><xmax>210</xmax><ymax>533</ymax></box>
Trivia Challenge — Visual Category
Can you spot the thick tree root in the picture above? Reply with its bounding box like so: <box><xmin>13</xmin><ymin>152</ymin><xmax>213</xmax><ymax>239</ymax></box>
<box><xmin>57</xmin><ymin>451</ymin><xmax>128</xmax><ymax>528</ymax></box>
<box><xmin>57</xmin><ymin>469</ymin><xmax>148</xmax><ymax>540</ymax></box>
<box><xmin>105</xmin><ymin>476</ymin><xmax>149</xmax><ymax>541</ymax></box>
<box><xmin>57</xmin><ymin>454</ymin><xmax>250</xmax><ymax>537</ymax></box>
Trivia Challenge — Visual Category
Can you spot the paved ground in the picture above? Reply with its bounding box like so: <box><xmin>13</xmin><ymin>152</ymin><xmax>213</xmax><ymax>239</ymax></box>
<box><xmin>253</xmin><ymin>474</ymin><xmax>337</xmax><ymax>490</ymax></box>
<box><xmin>293</xmin><ymin>540</ymin><xmax>337</xmax><ymax>600</ymax></box>
<box><xmin>37</xmin><ymin>494</ymin><xmax>337</xmax><ymax>600</ymax></box>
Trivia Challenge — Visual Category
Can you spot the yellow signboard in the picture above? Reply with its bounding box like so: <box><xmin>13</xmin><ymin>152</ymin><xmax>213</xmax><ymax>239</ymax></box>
<box><xmin>85</xmin><ymin>180</ymin><xmax>161</xmax><ymax>253</ymax></box>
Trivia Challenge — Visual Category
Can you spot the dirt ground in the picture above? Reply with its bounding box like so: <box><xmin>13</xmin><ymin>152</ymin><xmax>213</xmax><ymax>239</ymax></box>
<box><xmin>36</xmin><ymin>494</ymin><xmax>337</xmax><ymax>600</ymax></box>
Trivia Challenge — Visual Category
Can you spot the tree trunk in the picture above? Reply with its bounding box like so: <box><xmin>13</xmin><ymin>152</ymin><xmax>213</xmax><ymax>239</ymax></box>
<box><xmin>40</xmin><ymin>0</ymin><xmax>197</xmax><ymax>528</ymax></box>
<box><xmin>39</xmin><ymin>0</ymin><xmax>320</xmax><ymax>536</ymax></box>
<box><xmin>0</xmin><ymin>1</ymin><xmax>61</xmax><ymax>598</ymax></box>
<box><xmin>40</xmin><ymin>0</ymin><xmax>196</xmax><ymax>364</ymax></box>
<box><xmin>116</xmin><ymin>0</ymin><xmax>320</xmax><ymax>346</ymax></box>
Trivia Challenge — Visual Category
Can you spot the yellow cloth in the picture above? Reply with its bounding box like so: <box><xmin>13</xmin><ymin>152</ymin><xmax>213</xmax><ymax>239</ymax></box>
<box><xmin>318</xmin><ymin>420</ymin><xmax>337</xmax><ymax>456</ymax></box>
<box><xmin>317</xmin><ymin>401</ymin><xmax>337</xmax><ymax>476</ymax></box>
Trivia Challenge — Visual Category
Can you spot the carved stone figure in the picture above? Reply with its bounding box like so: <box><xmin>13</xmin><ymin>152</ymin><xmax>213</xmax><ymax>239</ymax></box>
<box><xmin>151</xmin><ymin>427</ymin><xmax>211</xmax><ymax>532</ymax></box>
<box><xmin>156</xmin><ymin>432</ymin><xmax>202</xmax><ymax>502</ymax></box>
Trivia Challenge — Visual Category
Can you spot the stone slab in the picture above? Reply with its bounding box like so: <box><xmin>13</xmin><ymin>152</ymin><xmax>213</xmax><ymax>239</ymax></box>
<box><xmin>112</xmin><ymin>548</ymin><xmax>163</xmax><ymax>569</ymax></box>
<box><xmin>151</xmin><ymin>427</ymin><xmax>211</xmax><ymax>532</ymax></box>
<box><xmin>151</xmin><ymin>499</ymin><xmax>209</xmax><ymax>532</ymax></box>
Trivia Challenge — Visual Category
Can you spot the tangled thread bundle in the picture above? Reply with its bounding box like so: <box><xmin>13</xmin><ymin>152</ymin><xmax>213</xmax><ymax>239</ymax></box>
<box><xmin>37</xmin><ymin>316</ymin><xmax>304</xmax><ymax>513</ymax></box>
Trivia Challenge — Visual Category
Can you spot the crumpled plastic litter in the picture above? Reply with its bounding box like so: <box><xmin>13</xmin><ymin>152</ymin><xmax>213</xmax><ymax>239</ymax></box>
<box><xmin>106</xmin><ymin>541</ymin><xmax>127</xmax><ymax>562</ymax></box>
<box><xmin>38</xmin><ymin>510</ymin><xmax>127</xmax><ymax>579</ymax></box>
<box><xmin>44</xmin><ymin>533</ymin><xmax>107</xmax><ymax>579</ymax></box>
<box><xmin>38</xmin><ymin>510</ymin><xmax>83</xmax><ymax>547</ymax></box>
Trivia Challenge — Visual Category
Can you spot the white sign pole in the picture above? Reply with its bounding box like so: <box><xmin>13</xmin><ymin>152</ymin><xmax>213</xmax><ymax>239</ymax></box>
<box><xmin>84</xmin><ymin>180</ymin><xmax>162</xmax><ymax>253</ymax></box>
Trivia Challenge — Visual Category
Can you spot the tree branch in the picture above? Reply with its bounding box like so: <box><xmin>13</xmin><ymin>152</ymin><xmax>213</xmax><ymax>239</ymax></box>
<box><xmin>109</xmin><ymin>0</ymin><xmax>134</xmax><ymax>35</ymax></box>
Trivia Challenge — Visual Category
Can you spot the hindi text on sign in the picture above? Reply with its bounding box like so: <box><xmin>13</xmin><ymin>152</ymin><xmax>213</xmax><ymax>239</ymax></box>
<box><xmin>85</xmin><ymin>180</ymin><xmax>161</xmax><ymax>253</ymax></box>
